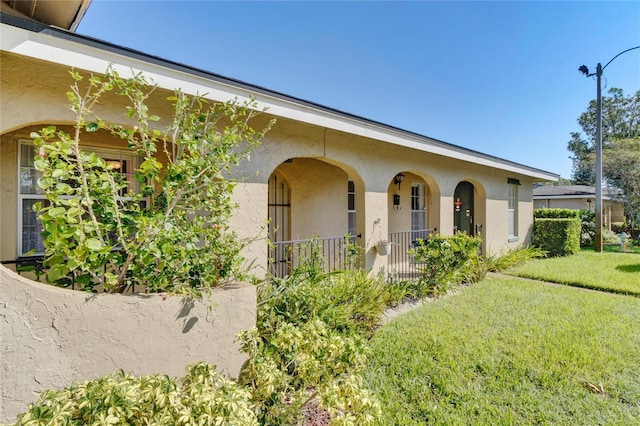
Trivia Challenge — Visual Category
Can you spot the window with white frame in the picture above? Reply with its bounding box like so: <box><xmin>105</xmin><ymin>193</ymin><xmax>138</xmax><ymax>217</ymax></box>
<box><xmin>18</xmin><ymin>140</ymin><xmax>140</xmax><ymax>256</ymax></box>
<box><xmin>347</xmin><ymin>180</ymin><xmax>356</xmax><ymax>236</ymax></box>
<box><xmin>508</xmin><ymin>183</ymin><xmax>518</xmax><ymax>238</ymax></box>
<box><xmin>411</xmin><ymin>183</ymin><xmax>426</xmax><ymax>231</ymax></box>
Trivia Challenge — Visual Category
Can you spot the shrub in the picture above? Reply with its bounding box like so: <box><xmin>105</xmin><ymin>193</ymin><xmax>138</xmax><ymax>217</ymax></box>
<box><xmin>580</xmin><ymin>210</ymin><xmax>596</xmax><ymax>247</ymax></box>
<box><xmin>238</xmin><ymin>321</ymin><xmax>380</xmax><ymax>425</ymax></box>
<box><xmin>611</xmin><ymin>222</ymin><xmax>626</xmax><ymax>234</ymax></box>
<box><xmin>236</xmin><ymin>266</ymin><xmax>386</xmax><ymax>425</ymax></box>
<box><xmin>32</xmin><ymin>67</ymin><xmax>273</xmax><ymax>293</ymax></box>
<box><xmin>15</xmin><ymin>362</ymin><xmax>257</xmax><ymax>426</ymax></box>
<box><xmin>407</xmin><ymin>233</ymin><xmax>482</xmax><ymax>297</ymax></box>
<box><xmin>257</xmin><ymin>270</ymin><xmax>389</xmax><ymax>336</ymax></box>
<box><xmin>603</xmin><ymin>229</ymin><xmax>622</xmax><ymax>245</ymax></box>
<box><xmin>533</xmin><ymin>218</ymin><xmax>581</xmax><ymax>256</ymax></box>
<box><xmin>534</xmin><ymin>208</ymin><xmax>581</xmax><ymax>219</ymax></box>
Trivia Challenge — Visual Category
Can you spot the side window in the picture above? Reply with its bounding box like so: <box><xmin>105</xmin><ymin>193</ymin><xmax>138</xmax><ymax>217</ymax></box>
<box><xmin>411</xmin><ymin>183</ymin><xmax>426</xmax><ymax>231</ymax></box>
<box><xmin>17</xmin><ymin>141</ymin><xmax>140</xmax><ymax>256</ymax></box>
<box><xmin>18</xmin><ymin>142</ymin><xmax>47</xmax><ymax>255</ymax></box>
<box><xmin>347</xmin><ymin>180</ymin><xmax>356</xmax><ymax>236</ymax></box>
<box><xmin>508</xmin><ymin>183</ymin><xmax>518</xmax><ymax>238</ymax></box>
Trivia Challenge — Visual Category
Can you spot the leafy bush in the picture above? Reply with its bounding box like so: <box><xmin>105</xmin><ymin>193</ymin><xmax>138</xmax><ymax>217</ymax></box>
<box><xmin>257</xmin><ymin>270</ymin><xmax>389</xmax><ymax>336</ymax></box>
<box><xmin>238</xmin><ymin>321</ymin><xmax>380</xmax><ymax>425</ymax></box>
<box><xmin>580</xmin><ymin>209</ymin><xmax>596</xmax><ymax>247</ymax></box>
<box><xmin>32</xmin><ymin>68</ymin><xmax>273</xmax><ymax>293</ymax></box>
<box><xmin>533</xmin><ymin>218</ymin><xmax>581</xmax><ymax>256</ymax></box>
<box><xmin>456</xmin><ymin>245</ymin><xmax>547</xmax><ymax>285</ymax></box>
<box><xmin>15</xmin><ymin>362</ymin><xmax>257</xmax><ymax>426</ymax></box>
<box><xmin>534</xmin><ymin>208</ymin><xmax>580</xmax><ymax>219</ymax></box>
<box><xmin>611</xmin><ymin>222</ymin><xmax>626</xmax><ymax>234</ymax></box>
<box><xmin>234</xmin><ymin>266</ymin><xmax>389</xmax><ymax>425</ymax></box>
<box><xmin>603</xmin><ymin>229</ymin><xmax>622</xmax><ymax>245</ymax></box>
<box><xmin>407</xmin><ymin>233</ymin><xmax>482</xmax><ymax>297</ymax></box>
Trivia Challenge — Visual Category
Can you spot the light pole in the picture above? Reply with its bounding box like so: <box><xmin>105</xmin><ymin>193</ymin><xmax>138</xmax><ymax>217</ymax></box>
<box><xmin>579</xmin><ymin>45</ymin><xmax>640</xmax><ymax>252</ymax></box>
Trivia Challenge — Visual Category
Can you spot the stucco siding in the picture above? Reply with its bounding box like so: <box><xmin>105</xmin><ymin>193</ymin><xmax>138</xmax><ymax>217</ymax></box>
<box><xmin>0</xmin><ymin>265</ymin><xmax>256</xmax><ymax>423</ymax></box>
<box><xmin>2</xmin><ymin>41</ymin><xmax>549</xmax><ymax>274</ymax></box>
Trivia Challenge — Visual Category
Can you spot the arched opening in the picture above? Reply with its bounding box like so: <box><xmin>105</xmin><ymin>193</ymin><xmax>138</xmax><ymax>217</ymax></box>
<box><xmin>454</xmin><ymin>181</ymin><xmax>475</xmax><ymax>235</ymax></box>
<box><xmin>268</xmin><ymin>169</ymin><xmax>291</xmax><ymax>244</ymax></box>
<box><xmin>386</xmin><ymin>171</ymin><xmax>437</xmax><ymax>279</ymax></box>
<box><xmin>267</xmin><ymin>158</ymin><xmax>363</xmax><ymax>277</ymax></box>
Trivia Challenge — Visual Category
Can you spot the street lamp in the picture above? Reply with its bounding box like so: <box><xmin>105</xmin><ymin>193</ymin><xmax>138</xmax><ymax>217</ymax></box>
<box><xmin>579</xmin><ymin>45</ymin><xmax>640</xmax><ymax>252</ymax></box>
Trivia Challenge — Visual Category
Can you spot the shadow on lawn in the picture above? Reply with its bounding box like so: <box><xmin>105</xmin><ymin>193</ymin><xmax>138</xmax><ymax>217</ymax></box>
<box><xmin>616</xmin><ymin>264</ymin><xmax>640</xmax><ymax>273</ymax></box>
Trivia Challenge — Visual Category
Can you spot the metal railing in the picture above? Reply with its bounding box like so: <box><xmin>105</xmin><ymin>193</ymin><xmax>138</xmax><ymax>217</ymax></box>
<box><xmin>387</xmin><ymin>228</ymin><xmax>436</xmax><ymax>280</ymax></box>
<box><xmin>269</xmin><ymin>235</ymin><xmax>357</xmax><ymax>278</ymax></box>
<box><xmin>1</xmin><ymin>254</ymin><xmax>141</xmax><ymax>293</ymax></box>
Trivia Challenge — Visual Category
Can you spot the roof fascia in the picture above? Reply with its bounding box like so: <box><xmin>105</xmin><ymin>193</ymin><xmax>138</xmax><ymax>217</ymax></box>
<box><xmin>1</xmin><ymin>18</ymin><xmax>558</xmax><ymax>181</ymax></box>
<box><xmin>533</xmin><ymin>194</ymin><xmax>615</xmax><ymax>200</ymax></box>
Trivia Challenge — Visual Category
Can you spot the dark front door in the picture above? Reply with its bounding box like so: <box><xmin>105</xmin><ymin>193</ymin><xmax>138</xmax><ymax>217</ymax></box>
<box><xmin>454</xmin><ymin>181</ymin><xmax>474</xmax><ymax>235</ymax></box>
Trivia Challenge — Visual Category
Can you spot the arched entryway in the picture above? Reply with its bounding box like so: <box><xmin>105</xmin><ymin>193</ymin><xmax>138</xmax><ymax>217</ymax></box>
<box><xmin>268</xmin><ymin>169</ymin><xmax>291</xmax><ymax>245</ymax></box>
<box><xmin>454</xmin><ymin>181</ymin><xmax>475</xmax><ymax>235</ymax></box>
<box><xmin>386</xmin><ymin>171</ymin><xmax>437</xmax><ymax>279</ymax></box>
<box><xmin>267</xmin><ymin>158</ymin><xmax>363</xmax><ymax>277</ymax></box>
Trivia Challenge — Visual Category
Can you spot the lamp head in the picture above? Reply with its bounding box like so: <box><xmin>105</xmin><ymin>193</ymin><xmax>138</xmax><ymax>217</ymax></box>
<box><xmin>394</xmin><ymin>173</ymin><xmax>405</xmax><ymax>190</ymax></box>
<box><xmin>578</xmin><ymin>65</ymin><xmax>590</xmax><ymax>76</ymax></box>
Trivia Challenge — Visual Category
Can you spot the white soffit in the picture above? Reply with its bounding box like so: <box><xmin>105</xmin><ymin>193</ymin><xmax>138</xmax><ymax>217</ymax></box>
<box><xmin>1</xmin><ymin>23</ymin><xmax>558</xmax><ymax>181</ymax></box>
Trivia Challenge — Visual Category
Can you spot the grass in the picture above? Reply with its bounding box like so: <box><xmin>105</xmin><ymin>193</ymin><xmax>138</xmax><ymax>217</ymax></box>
<box><xmin>505</xmin><ymin>249</ymin><xmax>640</xmax><ymax>296</ymax></box>
<box><xmin>364</xmin><ymin>277</ymin><xmax>640</xmax><ymax>425</ymax></box>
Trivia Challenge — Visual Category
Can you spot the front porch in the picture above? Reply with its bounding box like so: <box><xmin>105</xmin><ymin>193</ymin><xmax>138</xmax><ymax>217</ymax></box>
<box><xmin>265</xmin><ymin>158</ymin><xmax>483</xmax><ymax>280</ymax></box>
<box><xmin>268</xmin><ymin>229</ymin><xmax>437</xmax><ymax>280</ymax></box>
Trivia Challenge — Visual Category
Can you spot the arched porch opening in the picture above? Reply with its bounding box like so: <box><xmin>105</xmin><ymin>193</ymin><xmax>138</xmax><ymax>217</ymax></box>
<box><xmin>386</xmin><ymin>171</ymin><xmax>439</xmax><ymax>279</ymax></box>
<box><xmin>453</xmin><ymin>179</ymin><xmax>487</xmax><ymax>252</ymax></box>
<box><xmin>267</xmin><ymin>157</ymin><xmax>364</xmax><ymax>277</ymax></box>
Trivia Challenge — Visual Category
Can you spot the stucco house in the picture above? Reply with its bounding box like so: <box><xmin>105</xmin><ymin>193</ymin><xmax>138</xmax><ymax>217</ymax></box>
<box><xmin>533</xmin><ymin>185</ymin><xmax>625</xmax><ymax>230</ymax></box>
<box><xmin>1</xmin><ymin>1</ymin><xmax>558</xmax><ymax>280</ymax></box>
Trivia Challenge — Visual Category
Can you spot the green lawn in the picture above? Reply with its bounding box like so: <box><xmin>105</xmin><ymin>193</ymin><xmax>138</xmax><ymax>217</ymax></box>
<box><xmin>506</xmin><ymin>250</ymin><xmax>640</xmax><ymax>296</ymax></box>
<box><xmin>365</xmin><ymin>277</ymin><xmax>640</xmax><ymax>425</ymax></box>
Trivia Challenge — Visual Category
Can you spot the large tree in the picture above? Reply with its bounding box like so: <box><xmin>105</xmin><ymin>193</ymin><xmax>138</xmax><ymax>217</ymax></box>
<box><xmin>568</xmin><ymin>88</ymin><xmax>640</xmax><ymax>184</ymax></box>
<box><xmin>603</xmin><ymin>137</ymin><xmax>640</xmax><ymax>228</ymax></box>
<box><xmin>567</xmin><ymin>88</ymin><xmax>640</xmax><ymax>227</ymax></box>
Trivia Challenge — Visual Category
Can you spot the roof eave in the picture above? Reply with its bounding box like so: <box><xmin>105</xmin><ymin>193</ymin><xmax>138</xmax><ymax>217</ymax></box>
<box><xmin>0</xmin><ymin>15</ymin><xmax>559</xmax><ymax>181</ymax></box>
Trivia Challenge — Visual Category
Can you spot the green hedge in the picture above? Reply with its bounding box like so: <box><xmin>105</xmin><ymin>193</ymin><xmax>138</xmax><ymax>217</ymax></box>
<box><xmin>533</xmin><ymin>218</ymin><xmax>581</xmax><ymax>256</ymax></box>
<box><xmin>534</xmin><ymin>208</ymin><xmax>580</xmax><ymax>219</ymax></box>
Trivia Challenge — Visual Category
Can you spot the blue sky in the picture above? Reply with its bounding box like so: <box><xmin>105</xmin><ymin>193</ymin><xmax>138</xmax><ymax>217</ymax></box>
<box><xmin>77</xmin><ymin>1</ymin><xmax>640</xmax><ymax>179</ymax></box>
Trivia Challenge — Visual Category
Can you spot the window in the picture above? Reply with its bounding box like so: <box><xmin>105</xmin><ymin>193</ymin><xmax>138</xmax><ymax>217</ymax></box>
<box><xmin>411</xmin><ymin>183</ymin><xmax>426</xmax><ymax>231</ymax></box>
<box><xmin>347</xmin><ymin>180</ymin><xmax>356</xmax><ymax>236</ymax></box>
<box><xmin>508</xmin><ymin>183</ymin><xmax>518</xmax><ymax>238</ymax></box>
<box><xmin>18</xmin><ymin>141</ymin><xmax>140</xmax><ymax>256</ymax></box>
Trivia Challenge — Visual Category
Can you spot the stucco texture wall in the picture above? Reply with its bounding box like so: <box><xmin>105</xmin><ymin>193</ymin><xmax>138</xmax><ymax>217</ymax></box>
<box><xmin>0</xmin><ymin>265</ymin><xmax>256</xmax><ymax>423</ymax></box>
<box><xmin>2</xmin><ymin>49</ymin><xmax>544</xmax><ymax>275</ymax></box>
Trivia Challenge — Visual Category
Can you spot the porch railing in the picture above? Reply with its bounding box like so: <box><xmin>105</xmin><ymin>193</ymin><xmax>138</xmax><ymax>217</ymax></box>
<box><xmin>269</xmin><ymin>235</ymin><xmax>357</xmax><ymax>278</ymax></box>
<box><xmin>387</xmin><ymin>228</ymin><xmax>436</xmax><ymax>280</ymax></box>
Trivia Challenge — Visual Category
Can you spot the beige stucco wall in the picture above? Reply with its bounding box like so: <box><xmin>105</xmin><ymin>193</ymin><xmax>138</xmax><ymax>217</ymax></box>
<box><xmin>2</xmin><ymin>50</ymin><xmax>542</xmax><ymax>275</ymax></box>
<box><xmin>534</xmin><ymin>198</ymin><xmax>586</xmax><ymax>211</ymax></box>
<box><xmin>0</xmin><ymin>265</ymin><xmax>256</xmax><ymax>424</ymax></box>
<box><xmin>276</xmin><ymin>158</ymin><xmax>348</xmax><ymax>240</ymax></box>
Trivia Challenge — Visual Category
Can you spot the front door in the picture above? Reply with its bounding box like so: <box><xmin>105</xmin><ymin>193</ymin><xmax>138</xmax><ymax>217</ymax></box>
<box><xmin>454</xmin><ymin>181</ymin><xmax>474</xmax><ymax>235</ymax></box>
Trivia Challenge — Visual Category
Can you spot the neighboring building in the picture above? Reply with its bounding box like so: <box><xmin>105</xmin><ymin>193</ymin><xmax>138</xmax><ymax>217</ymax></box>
<box><xmin>1</xmin><ymin>3</ymin><xmax>559</xmax><ymax>279</ymax></box>
<box><xmin>533</xmin><ymin>185</ymin><xmax>625</xmax><ymax>230</ymax></box>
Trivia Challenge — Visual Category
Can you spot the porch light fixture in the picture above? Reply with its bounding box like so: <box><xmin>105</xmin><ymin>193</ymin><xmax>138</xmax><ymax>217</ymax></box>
<box><xmin>579</xmin><ymin>45</ymin><xmax>640</xmax><ymax>252</ymax></box>
<box><xmin>394</xmin><ymin>173</ymin><xmax>405</xmax><ymax>190</ymax></box>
